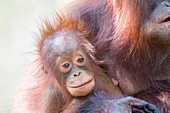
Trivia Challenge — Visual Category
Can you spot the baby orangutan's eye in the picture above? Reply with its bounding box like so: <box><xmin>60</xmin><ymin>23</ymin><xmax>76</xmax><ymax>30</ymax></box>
<box><xmin>74</xmin><ymin>55</ymin><xmax>86</xmax><ymax>67</ymax></box>
<box><xmin>77</xmin><ymin>57</ymin><xmax>84</xmax><ymax>63</ymax></box>
<box><xmin>60</xmin><ymin>62</ymin><xmax>72</xmax><ymax>73</ymax></box>
<box><xmin>63</xmin><ymin>63</ymin><xmax>70</xmax><ymax>68</ymax></box>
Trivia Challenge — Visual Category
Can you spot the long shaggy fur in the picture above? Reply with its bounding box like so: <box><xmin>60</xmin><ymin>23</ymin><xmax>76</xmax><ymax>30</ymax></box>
<box><xmin>69</xmin><ymin>0</ymin><xmax>170</xmax><ymax>112</ymax></box>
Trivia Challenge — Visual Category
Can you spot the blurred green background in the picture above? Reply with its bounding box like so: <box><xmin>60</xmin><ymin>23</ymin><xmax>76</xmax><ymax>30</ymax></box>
<box><xmin>0</xmin><ymin>0</ymin><xmax>73</xmax><ymax>112</ymax></box>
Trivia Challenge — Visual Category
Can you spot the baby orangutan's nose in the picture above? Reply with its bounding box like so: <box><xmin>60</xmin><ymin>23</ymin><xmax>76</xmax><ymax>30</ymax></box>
<box><xmin>74</xmin><ymin>72</ymin><xmax>81</xmax><ymax>77</ymax></box>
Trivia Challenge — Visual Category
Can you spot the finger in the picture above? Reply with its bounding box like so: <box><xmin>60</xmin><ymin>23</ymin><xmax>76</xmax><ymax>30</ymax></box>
<box><xmin>132</xmin><ymin>107</ymin><xmax>143</xmax><ymax>113</ymax></box>
<box><xmin>132</xmin><ymin>104</ymin><xmax>161</xmax><ymax>113</ymax></box>
<box><xmin>145</xmin><ymin>104</ymin><xmax>161</xmax><ymax>113</ymax></box>
<box><xmin>119</xmin><ymin>97</ymin><xmax>148</xmax><ymax>106</ymax></box>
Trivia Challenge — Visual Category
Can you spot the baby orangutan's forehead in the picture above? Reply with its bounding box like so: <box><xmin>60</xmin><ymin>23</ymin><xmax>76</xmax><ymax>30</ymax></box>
<box><xmin>42</xmin><ymin>30</ymin><xmax>83</xmax><ymax>54</ymax></box>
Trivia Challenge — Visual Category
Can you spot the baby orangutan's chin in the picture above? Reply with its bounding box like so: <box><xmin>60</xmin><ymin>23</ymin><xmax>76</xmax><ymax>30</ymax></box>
<box><xmin>67</xmin><ymin>79</ymin><xmax>95</xmax><ymax>97</ymax></box>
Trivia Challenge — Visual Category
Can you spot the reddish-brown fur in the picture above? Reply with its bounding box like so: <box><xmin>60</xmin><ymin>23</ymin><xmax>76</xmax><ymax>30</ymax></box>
<box><xmin>69</xmin><ymin>0</ymin><xmax>170</xmax><ymax>112</ymax></box>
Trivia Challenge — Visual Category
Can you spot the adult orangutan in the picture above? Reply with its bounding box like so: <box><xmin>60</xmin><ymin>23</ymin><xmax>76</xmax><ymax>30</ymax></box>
<box><xmin>78</xmin><ymin>92</ymin><xmax>160</xmax><ymax>113</ymax></box>
<box><xmin>69</xmin><ymin>0</ymin><xmax>170</xmax><ymax>112</ymax></box>
<box><xmin>12</xmin><ymin>13</ymin><xmax>160</xmax><ymax>113</ymax></box>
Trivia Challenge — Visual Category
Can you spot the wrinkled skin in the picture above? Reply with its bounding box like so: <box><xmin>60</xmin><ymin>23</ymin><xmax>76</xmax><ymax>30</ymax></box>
<box><xmin>78</xmin><ymin>92</ymin><xmax>161</xmax><ymax>113</ymax></box>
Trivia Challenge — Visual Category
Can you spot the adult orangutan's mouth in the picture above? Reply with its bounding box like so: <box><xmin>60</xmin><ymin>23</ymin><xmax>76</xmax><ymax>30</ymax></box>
<box><xmin>159</xmin><ymin>15</ymin><xmax>170</xmax><ymax>23</ymax></box>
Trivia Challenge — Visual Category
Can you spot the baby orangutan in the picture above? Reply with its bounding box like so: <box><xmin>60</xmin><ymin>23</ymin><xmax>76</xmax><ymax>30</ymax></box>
<box><xmin>41</xmin><ymin>22</ymin><xmax>123</xmax><ymax>113</ymax></box>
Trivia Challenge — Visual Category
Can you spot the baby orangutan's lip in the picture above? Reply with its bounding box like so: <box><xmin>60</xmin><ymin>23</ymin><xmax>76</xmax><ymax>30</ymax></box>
<box><xmin>70</xmin><ymin>79</ymin><xmax>94</xmax><ymax>88</ymax></box>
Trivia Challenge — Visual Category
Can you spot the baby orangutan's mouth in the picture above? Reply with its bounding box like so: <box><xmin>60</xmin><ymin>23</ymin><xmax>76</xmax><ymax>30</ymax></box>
<box><xmin>70</xmin><ymin>79</ymin><xmax>94</xmax><ymax>88</ymax></box>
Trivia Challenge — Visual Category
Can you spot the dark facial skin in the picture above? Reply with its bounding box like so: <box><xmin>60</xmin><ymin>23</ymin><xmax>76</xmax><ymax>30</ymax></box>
<box><xmin>144</xmin><ymin>0</ymin><xmax>170</xmax><ymax>45</ymax></box>
<box><xmin>42</xmin><ymin>30</ymin><xmax>95</xmax><ymax>97</ymax></box>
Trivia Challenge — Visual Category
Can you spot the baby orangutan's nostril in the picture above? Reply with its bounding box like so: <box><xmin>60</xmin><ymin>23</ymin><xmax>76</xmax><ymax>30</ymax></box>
<box><xmin>73</xmin><ymin>72</ymin><xmax>81</xmax><ymax>77</ymax></box>
<box><xmin>74</xmin><ymin>74</ymin><xmax>78</xmax><ymax>77</ymax></box>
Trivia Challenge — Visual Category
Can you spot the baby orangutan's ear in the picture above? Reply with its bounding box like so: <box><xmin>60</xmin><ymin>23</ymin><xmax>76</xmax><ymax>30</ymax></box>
<box><xmin>42</xmin><ymin>67</ymin><xmax>50</xmax><ymax>76</ymax></box>
<box><xmin>112</xmin><ymin>78</ymin><xmax>119</xmax><ymax>86</ymax></box>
